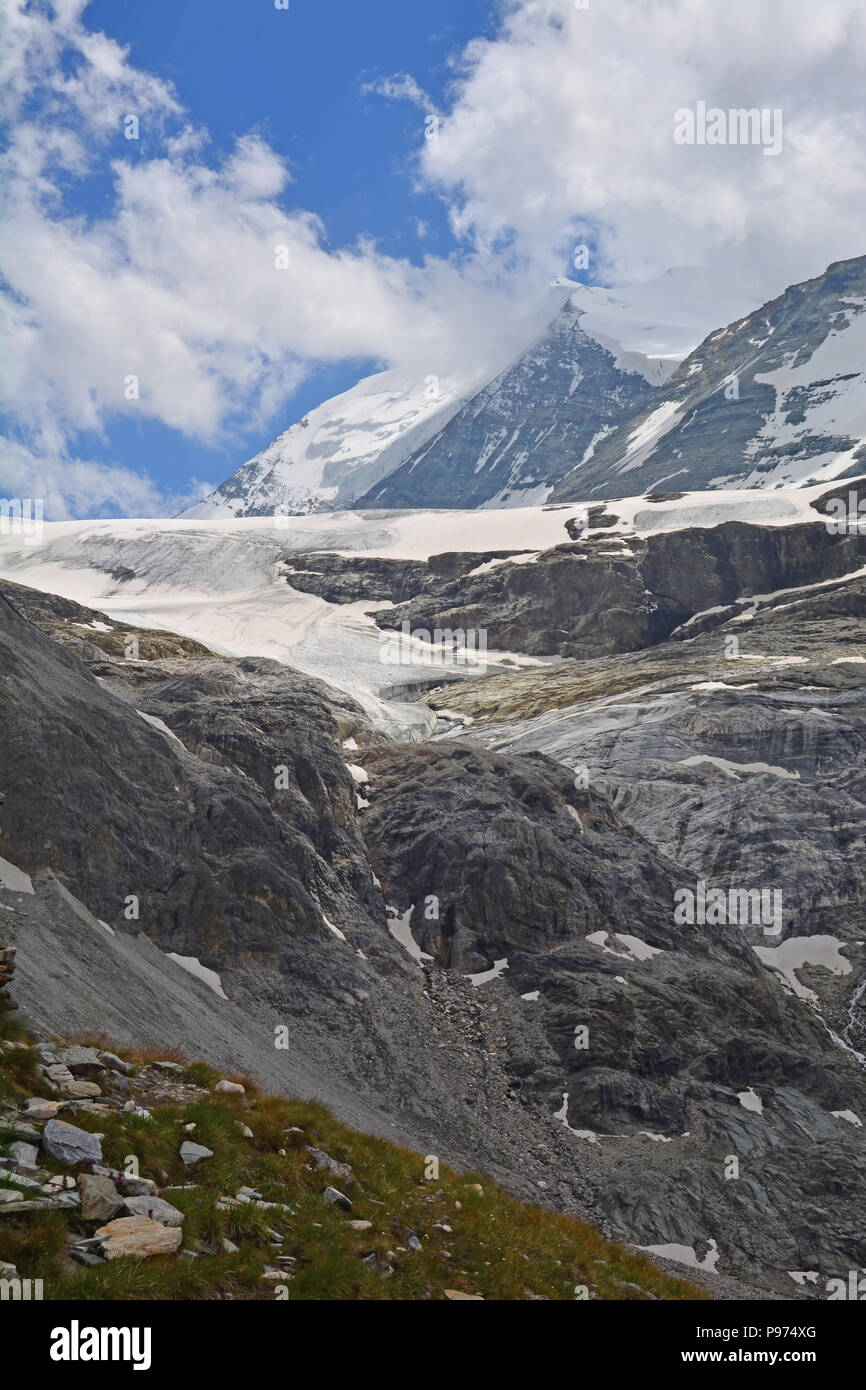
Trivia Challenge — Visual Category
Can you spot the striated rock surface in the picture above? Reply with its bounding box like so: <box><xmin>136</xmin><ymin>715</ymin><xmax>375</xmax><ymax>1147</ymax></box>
<box><xmin>553</xmin><ymin>255</ymin><xmax>866</xmax><ymax>501</ymax></box>
<box><xmin>2</xmin><ymin>514</ymin><xmax>866</xmax><ymax>1296</ymax></box>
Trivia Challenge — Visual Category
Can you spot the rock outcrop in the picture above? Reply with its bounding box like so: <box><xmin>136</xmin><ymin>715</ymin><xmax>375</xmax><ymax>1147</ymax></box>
<box><xmin>552</xmin><ymin>254</ymin><xmax>866</xmax><ymax>501</ymax></box>
<box><xmin>3</xmin><ymin>535</ymin><xmax>866</xmax><ymax>1296</ymax></box>
<box><xmin>357</xmin><ymin>297</ymin><xmax>662</xmax><ymax>511</ymax></box>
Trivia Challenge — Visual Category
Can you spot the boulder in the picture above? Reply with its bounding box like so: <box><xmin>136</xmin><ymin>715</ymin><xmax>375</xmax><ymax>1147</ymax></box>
<box><xmin>122</xmin><ymin>1195</ymin><xmax>184</xmax><ymax>1227</ymax></box>
<box><xmin>24</xmin><ymin>1098</ymin><xmax>63</xmax><ymax>1121</ymax></box>
<box><xmin>322</xmin><ymin>1186</ymin><xmax>352</xmax><ymax>1212</ymax></box>
<box><xmin>214</xmin><ymin>1080</ymin><xmax>245</xmax><ymax>1095</ymax></box>
<box><xmin>0</xmin><ymin>1119</ymin><xmax>41</xmax><ymax>1143</ymax></box>
<box><xmin>306</xmin><ymin>1146</ymin><xmax>353</xmax><ymax>1182</ymax></box>
<box><xmin>95</xmin><ymin>1214</ymin><xmax>183</xmax><ymax>1260</ymax></box>
<box><xmin>8</xmin><ymin>1141</ymin><xmax>38</xmax><ymax>1167</ymax></box>
<box><xmin>77</xmin><ymin>1174</ymin><xmax>123</xmax><ymax>1222</ymax></box>
<box><xmin>59</xmin><ymin>1080</ymin><xmax>102</xmax><ymax>1100</ymax></box>
<box><xmin>43</xmin><ymin>1064</ymin><xmax>75</xmax><ymax>1086</ymax></box>
<box><xmin>179</xmin><ymin>1141</ymin><xmax>213</xmax><ymax>1165</ymax></box>
<box><xmin>42</xmin><ymin>1117</ymin><xmax>102</xmax><ymax>1167</ymax></box>
<box><xmin>97</xmin><ymin>1051</ymin><xmax>132</xmax><ymax>1075</ymax></box>
<box><xmin>56</xmin><ymin>1046</ymin><xmax>105</xmax><ymax>1078</ymax></box>
<box><xmin>118</xmin><ymin>1174</ymin><xmax>159</xmax><ymax>1198</ymax></box>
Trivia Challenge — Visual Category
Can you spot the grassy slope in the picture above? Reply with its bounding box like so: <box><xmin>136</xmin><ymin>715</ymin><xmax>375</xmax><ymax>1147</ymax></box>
<box><xmin>0</xmin><ymin>1005</ymin><xmax>705</xmax><ymax>1302</ymax></box>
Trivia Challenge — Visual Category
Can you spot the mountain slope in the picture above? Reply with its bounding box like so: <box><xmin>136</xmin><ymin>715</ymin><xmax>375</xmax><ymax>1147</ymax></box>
<box><xmin>355</xmin><ymin>297</ymin><xmax>667</xmax><ymax>511</ymax></box>
<box><xmin>182</xmin><ymin>265</ymin><xmax>768</xmax><ymax>520</ymax></box>
<box><xmin>182</xmin><ymin>369</ymin><xmax>477</xmax><ymax>520</ymax></box>
<box><xmin>553</xmin><ymin>255</ymin><xmax>866</xmax><ymax>502</ymax></box>
<box><xmin>0</xmin><ymin>1005</ymin><xmax>703</xmax><ymax>1302</ymax></box>
<box><xmin>4</xmin><ymin>504</ymin><xmax>866</xmax><ymax>1293</ymax></box>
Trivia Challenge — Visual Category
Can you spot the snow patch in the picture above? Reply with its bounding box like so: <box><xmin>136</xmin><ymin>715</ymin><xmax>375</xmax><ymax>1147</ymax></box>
<box><xmin>554</xmin><ymin>1092</ymin><xmax>599</xmax><ymax>1142</ymax></box>
<box><xmin>467</xmin><ymin>958</ymin><xmax>508</xmax><ymax>988</ymax></box>
<box><xmin>755</xmin><ymin>935</ymin><xmax>851</xmax><ymax>1003</ymax></box>
<box><xmin>0</xmin><ymin>856</ymin><xmax>34</xmax><ymax>894</ymax></box>
<box><xmin>679</xmin><ymin>755</ymin><xmax>799</xmax><ymax>781</ymax></box>
<box><xmin>387</xmin><ymin>906</ymin><xmax>432</xmax><ymax>965</ymax></box>
<box><xmin>137</xmin><ymin>710</ymin><xmax>185</xmax><ymax>746</ymax></box>
<box><xmin>322</xmin><ymin>914</ymin><xmax>347</xmax><ymax>943</ymax></box>
<box><xmin>466</xmin><ymin>551</ymin><xmax>541</xmax><ymax>578</ymax></box>
<box><xmin>640</xmin><ymin>1239</ymin><xmax>720</xmax><ymax>1273</ymax></box>
<box><xmin>737</xmin><ymin>1088</ymin><xmax>764</xmax><ymax>1114</ymax></box>
<box><xmin>586</xmin><ymin>930</ymin><xmax>663</xmax><ymax>963</ymax></box>
<box><xmin>166</xmin><ymin>953</ymin><xmax>228</xmax><ymax>999</ymax></box>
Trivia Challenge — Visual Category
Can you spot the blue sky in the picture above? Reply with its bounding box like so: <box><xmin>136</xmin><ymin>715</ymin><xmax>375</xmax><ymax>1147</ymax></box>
<box><xmin>2</xmin><ymin>0</ymin><xmax>502</xmax><ymax>512</ymax></box>
<box><xmin>84</xmin><ymin>0</ymin><xmax>491</xmax><ymax>257</ymax></box>
<box><xmin>2</xmin><ymin>0</ymin><xmax>864</xmax><ymax>518</ymax></box>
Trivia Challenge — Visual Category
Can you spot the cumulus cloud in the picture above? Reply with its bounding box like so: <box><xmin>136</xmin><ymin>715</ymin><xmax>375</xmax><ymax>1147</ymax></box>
<box><xmin>420</xmin><ymin>0</ymin><xmax>866</xmax><ymax>293</ymax></box>
<box><xmin>0</xmin><ymin>437</ymin><xmax>209</xmax><ymax>521</ymax></box>
<box><xmin>2</xmin><ymin>0</ymin><xmax>865</xmax><ymax>519</ymax></box>
<box><xmin>0</xmin><ymin>0</ymin><xmax>528</xmax><ymax>515</ymax></box>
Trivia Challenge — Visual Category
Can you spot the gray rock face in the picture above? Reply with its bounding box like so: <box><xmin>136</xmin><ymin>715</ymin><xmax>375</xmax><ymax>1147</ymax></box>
<box><xmin>0</xmin><ymin>577</ymin><xmax>211</xmax><ymax>662</ymax></box>
<box><xmin>357</xmin><ymin>299</ymin><xmax>661</xmax><ymax>510</ymax></box>
<box><xmin>361</xmin><ymin>741</ymin><xmax>688</xmax><ymax>971</ymax></box>
<box><xmin>4</xmin><ymin>539</ymin><xmax>866</xmax><ymax>1296</ymax></box>
<box><xmin>282</xmin><ymin>554</ymin><xmax>429</xmax><ymax>605</ymax></box>
<box><xmin>122</xmin><ymin>1195</ymin><xmax>184</xmax><ymax>1226</ymax></box>
<box><xmin>42</xmin><ymin>1118</ymin><xmax>102</xmax><ymax>1167</ymax></box>
<box><xmin>77</xmin><ymin>1174</ymin><xmax>123</xmax><ymax>1222</ymax></box>
<box><xmin>359</xmin><ymin>726</ymin><xmax>866</xmax><ymax>1277</ymax></box>
<box><xmin>413</xmin><ymin>531</ymin><xmax>866</xmax><ymax>1278</ymax></box>
<box><xmin>0</xmin><ymin>593</ymin><xmax>383</xmax><ymax>1013</ymax></box>
<box><xmin>367</xmin><ymin>502</ymin><xmax>866</xmax><ymax>661</ymax></box>
<box><xmin>179</xmin><ymin>1142</ymin><xmax>213</xmax><ymax>1166</ymax></box>
<box><xmin>553</xmin><ymin>254</ymin><xmax>866</xmax><ymax>501</ymax></box>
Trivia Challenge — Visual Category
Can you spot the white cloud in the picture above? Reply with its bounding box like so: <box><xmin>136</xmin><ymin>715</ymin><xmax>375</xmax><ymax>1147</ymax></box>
<box><xmin>2</xmin><ymin>0</ymin><xmax>865</xmax><ymax>520</ymax></box>
<box><xmin>420</xmin><ymin>0</ymin><xmax>866</xmax><ymax>294</ymax></box>
<box><xmin>362</xmin><ymin>73</ymin><xmax>436</xmax><ymax>112</ymax></box>
<box><xmin>0</xmin><ymin>0</ymin><xmax>529</xmax><ymax>515</ymax></box>
<box><xmin>0</xmin><ymin>436</ymin><xmax>208</xmax><ymax>520</ymax></box>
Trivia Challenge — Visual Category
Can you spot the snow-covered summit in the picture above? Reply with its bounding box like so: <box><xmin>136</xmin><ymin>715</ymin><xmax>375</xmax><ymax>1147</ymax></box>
<box><xmin>554</xmin><ymin>254</ymin><xmax>866</xmax><ymax>502</ymax></box>
<box><xmin>181</xmin><ymin>367</ymin><xmax>477</xmax><ymax>521</ymax></box>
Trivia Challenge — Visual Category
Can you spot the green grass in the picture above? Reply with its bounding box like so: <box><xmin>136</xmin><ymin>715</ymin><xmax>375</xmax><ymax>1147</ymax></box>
<box><xmin>0</xmin><ymin>1014</ymin><xmax>707</xmax><ymax>1302</ymax></box>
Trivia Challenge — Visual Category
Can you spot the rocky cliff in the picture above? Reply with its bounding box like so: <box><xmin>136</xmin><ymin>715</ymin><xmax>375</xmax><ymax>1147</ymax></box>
<box><xmin>3</xmin><ymin>530</ymin><xmax>866</xmax><ymax>1295</ymax></box>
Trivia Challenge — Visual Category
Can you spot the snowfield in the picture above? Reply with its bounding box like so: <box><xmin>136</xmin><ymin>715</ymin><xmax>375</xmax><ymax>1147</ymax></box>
<box><xmin>0</xmin><ymin>483</ymin><xmax>852</xmax><ymax>736</ymax></box>
<box><xmin>0</xmin><ymin>506</ymin><xmax>582</xmax><ymax>736</ymax></box>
